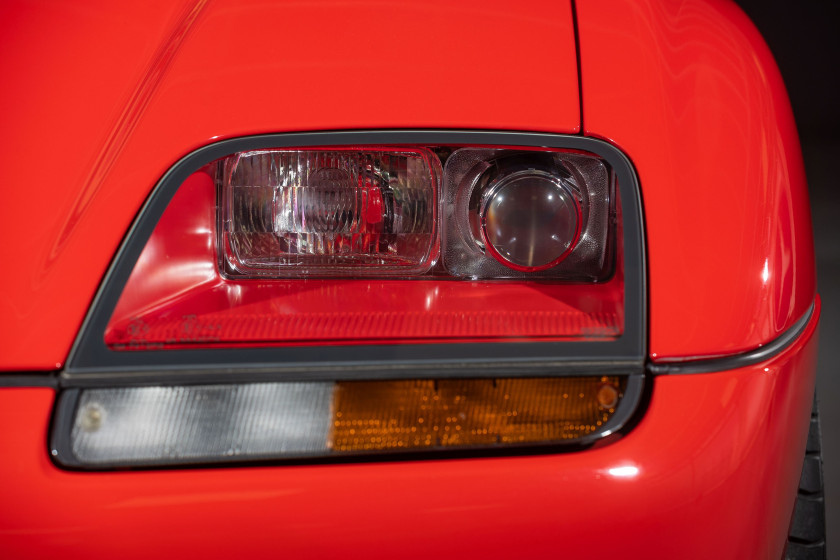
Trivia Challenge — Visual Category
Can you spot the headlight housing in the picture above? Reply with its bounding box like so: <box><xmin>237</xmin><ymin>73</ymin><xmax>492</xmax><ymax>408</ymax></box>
<box><xmin>54</xmin><ymin>131</ymin><xmax>646</xmax><ymax>468</ymax></box>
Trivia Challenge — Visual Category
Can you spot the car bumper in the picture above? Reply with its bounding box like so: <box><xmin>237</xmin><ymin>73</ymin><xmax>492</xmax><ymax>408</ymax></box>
<box><xmin>0</xmin><ymin>301</ymin><xmax>819</xmax><ymax>559</ymax></box>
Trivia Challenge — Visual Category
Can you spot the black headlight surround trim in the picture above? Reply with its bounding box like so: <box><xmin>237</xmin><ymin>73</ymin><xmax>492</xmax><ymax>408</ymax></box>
<box><xmin>66</xmin><ymin>130</ymin><xmax>647</xmax><ymax>380</ymax></box>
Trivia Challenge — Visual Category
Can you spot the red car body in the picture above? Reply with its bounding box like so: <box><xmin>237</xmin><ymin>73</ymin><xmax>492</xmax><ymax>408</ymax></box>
<box><xmin>0</xmin><ymin>0</ymin><xmax>818</xmax><ymax>558</ymax></box>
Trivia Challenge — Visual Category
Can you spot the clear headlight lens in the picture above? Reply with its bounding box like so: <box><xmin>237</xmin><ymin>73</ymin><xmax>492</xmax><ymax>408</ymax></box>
<box><xmin>221</xmin><ymin>149</ymin><xmax>440</xmax><ymax>277</ymax></box>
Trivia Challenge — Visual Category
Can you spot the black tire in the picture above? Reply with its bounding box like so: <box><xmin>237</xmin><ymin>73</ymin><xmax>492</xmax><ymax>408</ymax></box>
<box><xmin>786</xmin><ymin>394</ymin><xmax>827</xmax><ymax>560</ymax></box>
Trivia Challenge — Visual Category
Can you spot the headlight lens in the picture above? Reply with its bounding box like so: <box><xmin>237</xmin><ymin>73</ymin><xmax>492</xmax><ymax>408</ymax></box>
<box><xmin>104</xmin><ymin>145</ymin><xmax>623</xmax><ymax>350</ymax></box>
<box><xmin>221</xmin><ymin>148</ymin><xmax>439</xmax><ymax>277</ymax></box>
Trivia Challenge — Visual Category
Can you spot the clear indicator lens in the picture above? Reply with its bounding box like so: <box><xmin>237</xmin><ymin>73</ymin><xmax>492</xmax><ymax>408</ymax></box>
<box><xmin>222</xmin><ymin>149</ymin><xmax>438</xmax><ymax>277</ymax></box>
<box><xmin>481</xmin><ymin>170</ymin><xmax>581</xmax><ymax>271</ymax></box>
<box><xmin>71</xmin><ymin>384</ymin><xmax>333</xmax><ymax>464</ymax></box>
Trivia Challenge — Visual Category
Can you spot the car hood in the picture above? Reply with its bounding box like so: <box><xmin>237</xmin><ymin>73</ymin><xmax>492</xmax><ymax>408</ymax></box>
<box><xmin>0</xmin><ymin>0</ymin><xmax>581</xmax><ymax>370</ymax></box>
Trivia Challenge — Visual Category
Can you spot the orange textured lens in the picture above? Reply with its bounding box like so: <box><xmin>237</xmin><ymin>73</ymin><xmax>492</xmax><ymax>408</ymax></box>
<box><xmin>330</xmin><ymin>376</ymin><xmax>626</xmax><ymax>452</ymax></box>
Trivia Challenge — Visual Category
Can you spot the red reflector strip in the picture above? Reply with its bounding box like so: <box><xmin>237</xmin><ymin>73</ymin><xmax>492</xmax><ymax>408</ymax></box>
<box><xmin>107</xmin><ymin>309</ymin><xmax>621</xmax><ymax>349</ymax></box>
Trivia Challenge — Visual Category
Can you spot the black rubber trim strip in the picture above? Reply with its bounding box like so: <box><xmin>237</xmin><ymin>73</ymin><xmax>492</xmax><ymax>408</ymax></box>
<box><xmin>60</xmin><ymin>358</ymin><xmax>641</xmax><ymax>388</ymax></box>
<box><xmin>0</xmin><ymin>373</ymin><xmax>59</xmax><ymax>388</ymax></box>
<box><xmin>49</xmin><ymin>373</ymin><xmax>644</xmax><ymax>470</ymax></box>
<box><xmin>647</xmin><ymin>301</ymin><xmax>815</xmax><ymax>375</ymax></box>
<box><xmin>65</xmin><ymin>130</ymin><xmax>647</xmax><ymax>379</ymax></box>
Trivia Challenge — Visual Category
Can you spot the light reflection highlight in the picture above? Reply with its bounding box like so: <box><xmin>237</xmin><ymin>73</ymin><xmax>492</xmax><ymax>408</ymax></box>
<box><xmin>607</xmin><ymin>465</ymin><xmax>639</xmax><ymax>478</ymax></box>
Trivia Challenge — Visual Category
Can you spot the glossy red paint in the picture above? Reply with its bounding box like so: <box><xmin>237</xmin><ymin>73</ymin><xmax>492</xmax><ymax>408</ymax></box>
<box><xmin>0</xmin><ymin>0</ymin><xmax>580</xmax><ymax>370</ymax></box>
<box><xmin>577</xmin><ymin>0</ymin><xmax>816</xmax><ymax>360</ymax></box>
<box><xmin>0</xmin><ymin>0</ymin><xmax>822</xmax><ymax>555</ymax></box>
<box><xmin>0</xmin><ymin>302</ymin><xmax>819</xmax><ymax>559</ymax></box>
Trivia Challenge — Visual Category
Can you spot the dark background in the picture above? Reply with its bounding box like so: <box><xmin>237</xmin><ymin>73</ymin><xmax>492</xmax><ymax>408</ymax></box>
<box><xmin>735</xmin><ymin>0</ymin><xmax>838</xmax><ymax>553</ymax></box>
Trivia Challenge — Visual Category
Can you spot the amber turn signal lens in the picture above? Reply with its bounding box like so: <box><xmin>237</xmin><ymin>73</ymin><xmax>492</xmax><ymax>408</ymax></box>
<box><xmin>330</xmin><ymin>376</ymin><xmax>625</xmax><ymax>452</ymax></box>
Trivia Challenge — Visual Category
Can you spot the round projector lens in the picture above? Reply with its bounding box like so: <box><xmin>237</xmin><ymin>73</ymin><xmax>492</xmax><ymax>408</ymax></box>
<box><xmin>480</xmin><ymin>170</ymin><xmax>581</xmax><ymax>271</ymax></box>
